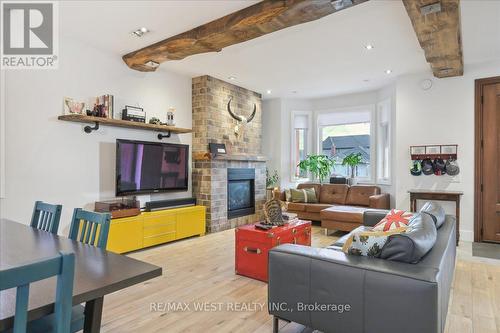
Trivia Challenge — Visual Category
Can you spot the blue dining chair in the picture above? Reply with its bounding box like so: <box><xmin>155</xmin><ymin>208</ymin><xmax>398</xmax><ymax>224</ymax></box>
<box><xmin>0</xmin><ymin>252</ymin><xmax>84</xmax><ymax>333</ymax></box>
<box><xmin>30</xmin><ymin>201</ymin><xmax>63</xmax><ymax>234</ymax></box>
<box><xmin>68</xmin><ymin>208</ymin><xmax>111</xmax><ymax>249</ymax></box>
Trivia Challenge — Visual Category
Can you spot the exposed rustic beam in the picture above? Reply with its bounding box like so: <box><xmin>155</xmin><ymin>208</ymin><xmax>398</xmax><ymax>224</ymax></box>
<box><xmin>123</xmin><ymin>0</ymin><xmax>368</xmax><ymax>72</ymax></box>
<box><xmin>403</xmin><ymin>0</ymin><xmax>463</xmax><ymax>78</ymax></box>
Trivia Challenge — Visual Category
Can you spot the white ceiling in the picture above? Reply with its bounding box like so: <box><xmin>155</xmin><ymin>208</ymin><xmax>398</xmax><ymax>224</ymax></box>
<box><xmin>61</xmin><ymin>0</ymin><xmax>500</xmax><ymax>99</ymax></box>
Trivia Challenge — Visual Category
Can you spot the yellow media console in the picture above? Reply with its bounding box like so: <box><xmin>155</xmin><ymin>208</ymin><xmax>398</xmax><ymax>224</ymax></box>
<box><xmin>106</xmin><ymin>205</ymin><xmax>206</xmax><ymax>253</ymax></box>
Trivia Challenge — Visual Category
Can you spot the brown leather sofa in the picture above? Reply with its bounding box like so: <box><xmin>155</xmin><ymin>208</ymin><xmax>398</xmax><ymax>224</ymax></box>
<box><xmin>281</xmin><ymin>183</ymin><xmax>390</xmax><ymax>232</ymax></box>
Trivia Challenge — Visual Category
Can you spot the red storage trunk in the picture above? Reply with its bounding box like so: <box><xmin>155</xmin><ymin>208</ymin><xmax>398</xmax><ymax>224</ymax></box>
<box><xmin>235</xmin><ymin>219</ymin><xmax>312</xmax><ymax>282</ymax></box>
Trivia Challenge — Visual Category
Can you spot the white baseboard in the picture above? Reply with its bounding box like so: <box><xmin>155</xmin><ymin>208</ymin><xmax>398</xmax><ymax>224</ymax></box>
<box><xmin>460</xmin><ymin>229</ymin><xmax>473</xmax><ymax>242</ymax></box>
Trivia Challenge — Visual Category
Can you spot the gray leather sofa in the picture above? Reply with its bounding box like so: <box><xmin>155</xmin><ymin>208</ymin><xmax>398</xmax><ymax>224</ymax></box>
<box><xmin>268</xmin><ymin>210</ymin><xmax>456</xmax><ymax>333</ymax></box>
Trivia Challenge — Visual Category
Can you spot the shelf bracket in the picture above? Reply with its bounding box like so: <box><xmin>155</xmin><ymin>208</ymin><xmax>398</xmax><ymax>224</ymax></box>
<box><xmin>84</xmin><ymin>122</ymin><xmax>100</xmax><ymax>133</ymax></box>
<box><xmin>157</xmin><ymin>131</ymin><xmax>171</xmax><ymax>140</ymax></box>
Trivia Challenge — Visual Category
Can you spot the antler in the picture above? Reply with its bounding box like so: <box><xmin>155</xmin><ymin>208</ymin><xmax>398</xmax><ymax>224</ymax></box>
<box><xmin>227</xmin><ymin>98</ymin><xmax>243</xmax><ymax>122</ymax></box>
<box><xmin>247</xmin><ymin>104</ymin><xmax>256</xmax><ymax>123</ymax></box>
<box><xmin>227</xmin><ymin>97</ymin><xmax>257</xmax><ymax>123</ymax></box>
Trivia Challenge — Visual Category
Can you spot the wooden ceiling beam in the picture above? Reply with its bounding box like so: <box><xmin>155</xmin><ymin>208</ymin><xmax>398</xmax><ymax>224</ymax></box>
<box><xmin>403</xmin><ymin>0</ymin><xmax>463</xmax><ymax>78</ymax></box>
<box><xmin>122</xmin><ymin>0</ymin><xmax>368</xmax><ymax>72</ymax></box>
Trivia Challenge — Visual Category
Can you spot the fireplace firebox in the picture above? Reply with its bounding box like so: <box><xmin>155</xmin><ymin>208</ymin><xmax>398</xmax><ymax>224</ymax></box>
<box><xmin>227</xmin><ymin>168</ymin><xmax>255</xmax><ymax>219</ymax></box>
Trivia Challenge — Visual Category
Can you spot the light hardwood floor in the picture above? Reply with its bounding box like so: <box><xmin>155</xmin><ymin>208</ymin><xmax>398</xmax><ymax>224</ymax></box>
<box><xmin>100</xmin><ymin>226</ymin><xmax>500</xmax><ymax>333</ymax></box>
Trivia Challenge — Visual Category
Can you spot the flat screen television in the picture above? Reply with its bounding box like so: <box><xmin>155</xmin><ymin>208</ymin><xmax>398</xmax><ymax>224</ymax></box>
<box><xmin>116</xmin><ymin>139</ymin><xmax>189</xmax><ymax>196</ymax></box>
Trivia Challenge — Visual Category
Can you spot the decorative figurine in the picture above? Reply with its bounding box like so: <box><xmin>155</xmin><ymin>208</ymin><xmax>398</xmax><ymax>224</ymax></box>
<box><xmin>263</xmin><ymin>199</ymin><xmax>285</xmax><ymax>226</ymax></box>
<box><xmin>166</xmin><ymin>107</ymin><xmax>175</xmax><ymax>126</ymax></box>
<box><xmin>149</xmin><ymin>117</ymin><xmax>161</xmax><ymax>125</ymax></box>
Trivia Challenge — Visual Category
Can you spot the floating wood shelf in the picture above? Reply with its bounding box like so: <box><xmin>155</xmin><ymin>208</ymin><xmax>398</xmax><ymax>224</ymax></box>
<box><xmin>58</xmin><ymin>114</ymin><xmax>192</xmax><ymax>138</ymax></box>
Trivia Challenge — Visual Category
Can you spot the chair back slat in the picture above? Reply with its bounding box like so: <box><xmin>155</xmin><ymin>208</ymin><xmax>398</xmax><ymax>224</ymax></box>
<box><xmin>68</xmin><ymin>208</ymin><xmax>111</xmax><ymax>249</ymax></box>
<box><xmin>30</xmin><ymin>201</ymin><xmax>62</xmax><ymax>234</ymax></box>
<box><xmin>89</xmin><ymin>223</ymin><xmax>98</xmax><ymax>245</ymax></box>
<box><xmin>0</xmin><ymin>252</ymin><xmax>75</xmax><ymax>333</ymax></box>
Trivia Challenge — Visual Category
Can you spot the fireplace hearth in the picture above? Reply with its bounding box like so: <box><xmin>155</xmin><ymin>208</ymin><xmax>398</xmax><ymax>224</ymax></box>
<box><xmin>227</xmin><ymin>168</ymin><xmax>255</xmax><ymax>219</ymax></box>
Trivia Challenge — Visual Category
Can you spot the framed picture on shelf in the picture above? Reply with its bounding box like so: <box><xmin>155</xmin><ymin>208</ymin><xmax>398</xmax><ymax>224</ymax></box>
<box><xmin>425</xmin><ymin>145</ymin><xmax>441</xmax><ymax>155</ymax></box>
<box><xmin>209</xmin><ymin>143</ymin><xmax>227</xmax><ymax>156</ymax></box>
<box><xmin>441</xmin><ymin>145</ymin><xmax>457</xmax><ymax>155</ymax></box>
<box><xmin>63</xmin><ymin>97</ymin><xmax>85</xmax><ymax>115</ymax></box>
<box><xmin>410</xmin><ymin>146</ymin><xmax>426</xmax><ymax>155</ymax></box>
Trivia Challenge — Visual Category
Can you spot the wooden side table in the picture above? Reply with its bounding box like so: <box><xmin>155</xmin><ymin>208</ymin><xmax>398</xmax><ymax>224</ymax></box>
<box><xmin>408</xmin><ymin>189</ymin><xmax>463</xmax><ymax>246</ymax></box>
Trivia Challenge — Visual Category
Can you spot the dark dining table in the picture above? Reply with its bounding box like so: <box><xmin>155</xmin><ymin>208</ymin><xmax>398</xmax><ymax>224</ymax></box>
<box><xmin>0</xmin><ymin>219</ymin><xmax>162</xmax><ymax>332</ymax></box>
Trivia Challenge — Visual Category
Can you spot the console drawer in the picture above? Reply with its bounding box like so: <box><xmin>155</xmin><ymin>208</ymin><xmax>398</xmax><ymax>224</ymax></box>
<box><xmin>143</xmin><ymin>231</ymin><xmax>176</xmax><ymax>247</ymax></box>
<box><xmin>143</xmin><ymin>221</ymin><xmax>176</xmax><ymax>237</ymax></box>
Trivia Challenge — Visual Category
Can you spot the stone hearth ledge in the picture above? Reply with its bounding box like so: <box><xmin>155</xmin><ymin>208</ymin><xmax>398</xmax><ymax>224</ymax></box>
<box><xmin>193</xmin><ymin>152</ymin><xmax>267</xmax><ymax>162</ymax></box>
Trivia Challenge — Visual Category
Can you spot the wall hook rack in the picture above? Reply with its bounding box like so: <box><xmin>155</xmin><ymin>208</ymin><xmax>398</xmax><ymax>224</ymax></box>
<box><xmin>84</xmin><ymin>122</ymin><xmax>100</xmax><ymax>133</ymax></box>
<box><xmin>157</xmin><ymin>132</ymin><xmax>171</xmax><ymax>140</ymax></box>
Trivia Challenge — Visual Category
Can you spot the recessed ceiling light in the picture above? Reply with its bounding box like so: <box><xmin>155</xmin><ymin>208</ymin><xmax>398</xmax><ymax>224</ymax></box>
<box><xmin>365</xmin><ymin>44</ymin><xmax>374</xmax><ymax>50</ymax></box>
<box><xmin>331</xmin><ymin>0</ymin><xmax>353</xmax><ymax>10</ymax></box>
<box><xmin>385</xmin><ymin>69</ymin><xmax>392</xmax><ymax>74</ymax></box>
<box><xmin>131</xmin><ymin>27</ymin><xmax>149</xmax><ymax>37</ymax></box>
<box><xmin>266</xmin><ymin>90</ymin><xmax>272</xmax><ymax>94</ymax></box>
<box><xmin>144</xmin><ymin>60</ymin><xmax>160</xmax><ymax>69</ymax></box>
<box><xmin>228</xmin><ymin>76</ymin><xmax>236</xmax><ymax>80</ymax></box>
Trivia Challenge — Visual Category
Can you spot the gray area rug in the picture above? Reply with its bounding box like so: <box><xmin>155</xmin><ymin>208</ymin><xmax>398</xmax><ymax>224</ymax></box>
<box><xmin>472</xmin><ymin>242</ymin><xmax>500</xmax><ymax>260</ymax></box>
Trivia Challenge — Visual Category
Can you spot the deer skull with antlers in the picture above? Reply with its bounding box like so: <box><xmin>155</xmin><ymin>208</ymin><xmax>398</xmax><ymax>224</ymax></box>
<box><xmin>227</xmin><ymin>97</ymin><xmax>257</xmax><ymax>137</ymax></box>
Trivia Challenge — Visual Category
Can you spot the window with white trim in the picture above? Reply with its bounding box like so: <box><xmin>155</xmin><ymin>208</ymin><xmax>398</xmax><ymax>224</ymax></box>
<box><xmin>291</xmin><ymin>111</ymin><xmax>312</xmax><ymax>182</ymax></box>
<box><xmin>317</xmin><ymin>108</ymin><xmax>374</xmax><ymax>182</ymax></box>
<box><xmin>376</xmin><ymin>99</ymin><xmax>391</xmax><ymax>184</ymax></box>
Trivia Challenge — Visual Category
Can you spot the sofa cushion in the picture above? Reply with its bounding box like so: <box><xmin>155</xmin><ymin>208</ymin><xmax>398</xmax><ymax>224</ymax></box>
<box><xmin>297</xmin><ymin>183</ymin><xmax>321</xmax><ymax>201</ymax></box>
<box><xmin>420</xmin><ymin>201</ymin><xmax>446</xmax><ymax>229</ymax></box>
<box><xmin>373</xmin><ymin>209</ymin><xmax>415</xmax><ymax>232</ymax></box>
<box><xmin>346</xmin><ymin>185</ymin><xmax>381</xmax><ymax>206</ymax></box>
<box><xmin>328</xmin><ymin>225</ymin><xmax>372</xmax><ymax>250</ymax></box>
<box><xmin>290</xmin><ymin>188</ymin><xmax>318</xmax><ymax>203</ymax></box>
<box><xmin>305</xmin><ymin>203</ymin><xmax>333</xmax><ymax>213</ymax></box>
<box><xmin>380</xmin><ymin>213</ymin><xmax>437</xmax><ymax>264</ymax></box>
<box><xmin>320</xmin><ymin>205</ymin><xmax>367</xmax><ymax>223</ymax></box>
<box><xmin>342</xmin><ymin>227</ymin><xmax>408</xmax><ymax>257</ymax></box>
<box><xmin>286</xmin><ymin>202</ymin><xmax>307</xmax><ymax>212</ymax></box>
<box><xmin>319</xmin><ymin>184</ymin><xmax>349</xmax><ymax>204</ymax></box>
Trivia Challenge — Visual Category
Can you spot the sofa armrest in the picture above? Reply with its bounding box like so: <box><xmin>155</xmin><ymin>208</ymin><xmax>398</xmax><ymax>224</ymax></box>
<box><xmin>363</xmin><ymin>210</ymin><xmax>389</xmax><ymax>227</ymax></box>
<box><xmin>268</xmin><ymin>244</ymin><xmax>440</xmax><ymax>333</ymax></box>
<box><xmin>369</xmin><ymin>193</ymin><xmax>390</xmax><ymax>209</ymax></box>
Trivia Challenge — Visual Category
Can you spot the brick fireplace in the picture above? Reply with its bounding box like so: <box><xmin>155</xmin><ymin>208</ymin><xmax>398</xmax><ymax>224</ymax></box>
<box><xmin>192</xmin><ymin>75</ymin><xmax>266</xmax><ymax>233</ymax></box>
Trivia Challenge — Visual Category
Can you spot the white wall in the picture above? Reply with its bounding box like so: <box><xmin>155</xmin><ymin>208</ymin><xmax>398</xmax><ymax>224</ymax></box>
<box><xmin>262</xmin><ymin>98</ymin><xmax>282</xmax><ymax>180</ymax></box>
<box><xmin>0</xmin><ymin>36</ymin><xmax>192</xmax><ymax>235</ymax></box>
<box><xmin>394</xmin><ymin>59</ymin><xmax>500</xmax><ymax>242</ymax></box>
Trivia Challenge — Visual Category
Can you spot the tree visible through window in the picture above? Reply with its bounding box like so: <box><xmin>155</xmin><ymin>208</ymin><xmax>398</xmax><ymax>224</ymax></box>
<box><xmin>321</xmin><ymin>123</ymin><xmax>371</xmax><ymax>178</ymax></box>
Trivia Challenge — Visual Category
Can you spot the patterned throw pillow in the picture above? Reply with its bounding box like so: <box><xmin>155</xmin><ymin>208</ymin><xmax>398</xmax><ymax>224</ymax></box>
<box><xmin>289</xmin><ymin>188</ymin><xmax>318</xmax><ymax>203</ymax></box>
<box><xmin>342</xmin><ymin>228</ymin><xmax>408</xmax><ymax>257</ymax></box>
<box><xmin>373</xmin><ymin>209</ymin><xmax>415</xmax><ymax>232</ymax></box>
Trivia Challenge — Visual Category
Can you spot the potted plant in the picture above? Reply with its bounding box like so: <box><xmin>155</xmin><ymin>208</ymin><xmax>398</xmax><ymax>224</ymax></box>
<box><xmin>342</xmin><ymin>152</ymin><xmax>363</xmax><ymax>185</ymax></box>
<box><xmin>297</xmin><ymin>155</ymin><xmax>335</xmax><ymax>184</ymax></box>
<box><xmin>266</xmin><ymin>169</ymin><xmax>280</xmax><ymax>200</ymax></box>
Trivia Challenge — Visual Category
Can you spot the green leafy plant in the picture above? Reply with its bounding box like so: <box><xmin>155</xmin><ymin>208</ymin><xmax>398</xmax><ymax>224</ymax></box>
<box><xmin>266</xmin><ymin>169</ymin><xmax>280</xmax><ymax>188</ymax></box>
<box><xmin>342</xmin><ymin>152</ymin><xmax>363</xmax><ymax>178</ymax></box>
<box><xmin>297</xmin><ymin>155</ymin><xmax>335</xmax><ymax>183</ymax></box>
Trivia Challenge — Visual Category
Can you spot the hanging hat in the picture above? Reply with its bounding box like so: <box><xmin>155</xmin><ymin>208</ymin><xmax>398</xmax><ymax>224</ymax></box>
<box><xmin>445</xmin><ymin>159</ymin><xmax>460</xmax><ymax>176</ymax></box>
<box><xmin>433</xmin><ymin>158</ymin><xmax>446</xmax><ymax>176</ymax></box>
<box><xmin>410</xmin><ymin>160</ymin><xmax>422</xmax><ymax>176</ymax></box>
<box><xmin>421</xmin><ymin>158</ymin><xmax>434</xmax><ymax>175</ymax></box>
